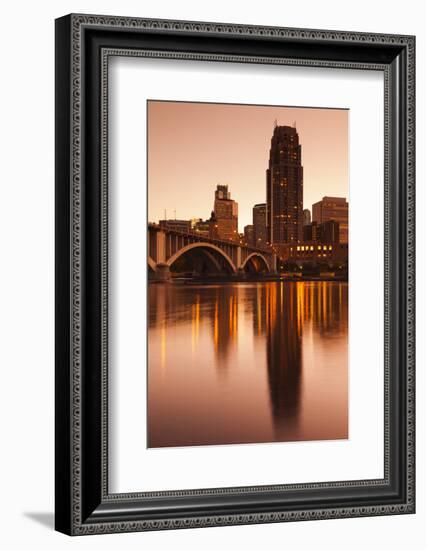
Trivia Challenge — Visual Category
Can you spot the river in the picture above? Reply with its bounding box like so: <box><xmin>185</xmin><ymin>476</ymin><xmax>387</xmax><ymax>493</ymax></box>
<box><xmin>148</xmin><ymin>281</ymin><xmax>348</xmax><ymax>448</ymax></box>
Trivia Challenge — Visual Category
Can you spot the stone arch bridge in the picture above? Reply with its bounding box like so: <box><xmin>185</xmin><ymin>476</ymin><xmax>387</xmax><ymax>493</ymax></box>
<box><xmin>148</xmin><ymin>224</ymin><xmax>277</xmax><ymax>281</ymax></box>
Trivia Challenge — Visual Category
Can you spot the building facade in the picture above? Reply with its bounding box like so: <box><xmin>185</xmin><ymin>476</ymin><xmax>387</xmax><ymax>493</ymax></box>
<box><xmin>266</xmin><ymin>125</ymin><xmax>303</xmax><ymax>245</ymax></box>
<box><xmin>159</xmin><ymin>219</ymin><xmax>191</xmax><ymax>232</ymax></box>
<box><xmin>213</xmin><ymin>184</ymin><xmax>238</xmax><ymax>241</ymax></box>
<box><xmin>252</xmin><ymin>203</ymin><xmax>267</xmax><ymax>248</ymax></box>
<box><xmin>244</xmin><ymin>224</ymin><xmax>254</xmax><ymax>247</ymax></box>
<box><xmin>303</xmin><ymin>220</ymin><xmax>340</xmax><ymax>244</ymax></box>
<box><xmin>192</xmin><ymin>217</ymin><xmax>212</xmax><ymax>238</ymax></box>
<box><xmin>312</xmin><ymin>196</ymin><xmax>348</xmax><ymax>244</ymax></box>
<box><xmin>303</xmin><ymin>221</ymin><xmax>320</xmax><ymax>243</ymax></box>
<box><xmin>279</xmin><ymin>242</ymin><xmax>348</xmax><ymax>266</ymax></box>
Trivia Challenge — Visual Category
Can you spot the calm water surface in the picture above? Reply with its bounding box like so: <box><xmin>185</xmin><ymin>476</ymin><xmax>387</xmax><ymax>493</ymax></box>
<box><xmin>148</xmin><ymin>281</ymin><xmax>348</xmax><ymax>448</ymax></box>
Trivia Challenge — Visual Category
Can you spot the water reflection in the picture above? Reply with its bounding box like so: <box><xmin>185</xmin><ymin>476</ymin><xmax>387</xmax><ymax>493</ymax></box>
<box><xmin>148</xmin><ymin>281</ymin><xmax>348</xmax><ymax>448</ymax></box>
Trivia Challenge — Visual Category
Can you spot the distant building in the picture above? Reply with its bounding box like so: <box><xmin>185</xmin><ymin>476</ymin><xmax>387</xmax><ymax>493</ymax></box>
<box><xmin>215</xmin><ymin>184</ymin><xmax>231</xmax><ymax>200</ymax></box>
<box><xmin>303</xmin><ymin>208</ymin><xmax>311</xmax><ymax>226</ymax></box>
<box><xmin>278</xmin><ymin>242</ymin><xmax>348</xmax><ymax>265</ymax></box>
<box><xmin>193</xmin><ymin>218</ymin><xmax>211</xmax><ymax>238</ymax></box>
<box><xmin>266</xmin><ymin>125</ymin><xmax>303</xmax><ymax>245</ymax></box>
<box><xmin>303</xmin><ymin>221</ymin><xmax>319</xmax><ymax>243</ymax></box>
<box><xmin>213</xmin><ymin>184</ymin><xmax>238</xmax><ymax>241</ymax></box>
<box><xmin>312</xmin><ymin>196</ymin><xmax>348</xmax><ymax>243</ymax></box>
<box><xmin>244</xmin><ymin>224</ymin><xmax>254</xmax><ymax>247</ymax></box>
<box><xmin>253</xmin><ymin>203</ymin><xmax>267</xmax><ymax>248</ymax></box>
<box><xmin>159</xmin><ymin>219</ymin><xmax>191</xmax><ymax>232</ymax></box>
<box><xmin>320</xmin><ymin>220</ymin><xmax>340</xmax><ymax>243</ymax></box>
<box><xmin>303</xmin><ymin>220</ymin><xmax>339</xmax><ymax>244</ymax></box>
<box><xmin>190</xmin><ymin>217</ymin><xmax>202</xmax><ymax>229</ymax></box>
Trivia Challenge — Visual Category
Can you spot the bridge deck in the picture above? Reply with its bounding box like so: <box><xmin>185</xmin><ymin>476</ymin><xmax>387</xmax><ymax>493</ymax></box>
<box><xmin>148</xmin><ymin>223</ymin><xmax>272</xmax><ymax>256</ymax></box>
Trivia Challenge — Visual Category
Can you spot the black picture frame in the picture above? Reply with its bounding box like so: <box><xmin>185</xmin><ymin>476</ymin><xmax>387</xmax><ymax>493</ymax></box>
<box><xmin>55</xmin><ymin>13</ymin><xmax>415</xmax><ymax>535</ymax></box>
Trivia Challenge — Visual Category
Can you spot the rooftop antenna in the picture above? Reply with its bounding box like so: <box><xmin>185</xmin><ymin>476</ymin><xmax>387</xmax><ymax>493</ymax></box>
<box><xmin>173</xmin><ymin>209</ymin><xmax>176</xmax><ymax>220</ymax></box>
<box><xmin>164</xmin><ymin>209</ymin><xmax>167</xmax><ymax>221</ymax></box>
<box><xmin>274</xmin><ymin>118</ymin><xmax>278</xmax><ymax>129</ymax></box>
<box><xmin>293</xmin><ymin>120</ymin><xmax>296</xmax><ymax>128</ymax></box>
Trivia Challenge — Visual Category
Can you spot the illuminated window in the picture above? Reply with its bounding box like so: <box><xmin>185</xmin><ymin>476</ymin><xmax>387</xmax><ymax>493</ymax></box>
<box><xmin>301</xmin><ymin>246</ymin><xmax>304</xmax><ymax>251</ymax></box>
<box><xmin>296</xmin><ymin>246</ymin><xmax>300</xmax><ymax>251</ymax></box>
<box><xmin>310</xmin><ymin>246</ymin><xmax>314</xmax><ymax>251</ymax></box>
<box><xmin>329</xmin><ymin>245</ymin><xmax>332</xmax><ymax>250</ymax></box>
<box><xmin>317</xmin><ymin>245</ymin><xmax>321</xmax><ymax>250</ymax></box>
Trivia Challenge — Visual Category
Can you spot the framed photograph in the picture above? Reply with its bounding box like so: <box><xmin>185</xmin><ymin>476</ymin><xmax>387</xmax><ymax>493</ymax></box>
<box><xmin>55</xmin><ymin>14</ymin><xmax>415</xmax><ymax>535</ymax></box>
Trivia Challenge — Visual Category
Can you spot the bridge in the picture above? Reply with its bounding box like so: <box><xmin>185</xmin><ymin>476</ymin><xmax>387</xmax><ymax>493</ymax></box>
<box><xmin>148</xmin><ymin>223</ymin><xmax>277</xmax><ymax>281</ymax></box>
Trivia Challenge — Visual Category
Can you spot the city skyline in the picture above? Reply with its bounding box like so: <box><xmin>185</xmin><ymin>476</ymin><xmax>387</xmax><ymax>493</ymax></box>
<box><xmin>148</xmin><ymin>100</ymin><xmax>348</xmax><ymax>232</ymax></box>
<box><xmin>147</xmin><ymin>100</ymin><xmax>349</xmax><ymax>450</ymax></box>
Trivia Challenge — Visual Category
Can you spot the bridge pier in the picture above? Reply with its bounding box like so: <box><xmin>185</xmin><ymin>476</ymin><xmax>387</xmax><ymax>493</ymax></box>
<box><xmin>155</xmin><ymin>263</ymin><xmax>171</xmax><ymax>282</ymax></box>
<box><xmin>237</xmin><ymin>267</ymin><xmax>247</xmax><ymax>279</ymax></box>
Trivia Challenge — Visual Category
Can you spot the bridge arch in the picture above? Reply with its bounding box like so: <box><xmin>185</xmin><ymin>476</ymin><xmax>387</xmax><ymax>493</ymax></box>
<box><xmin>201</xmin><ymin>249</ymin><xmax>223</xmax><ymax>273</ymax></box>
<box><xmin>166</xmin><ymin>242</ymin><xmax>237</xmax><ymax>274</ymax></box>
<box><xmin>241</xmin><ymin>252</ymin><xmax>270</xmax><ymax>273</ymax></box>
<box><xmin>148</xmin><ymin>256</ymin><xmax>157</xmax><ymax>272</ymax></box>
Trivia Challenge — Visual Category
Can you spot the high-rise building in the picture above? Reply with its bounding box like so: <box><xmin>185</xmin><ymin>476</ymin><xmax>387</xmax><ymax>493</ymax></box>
<box><xmin>303</xmin><ymin>208</ymin><xmax>311</xmax><ymax>226</ymax></box>
<box><xmin>312</xmin><ymin>196</ymin><xmax>348</xmax><ymax>243</ymax></box>
<box><xmin>213</xmin><ymin>184</ymin><xmax>238</xmax><ymax>241</ymax></box>
<box><xmin>253</xmin><ymin>203</ymin><xmax>267</xmax><ymax>248</ymax></box>
<box><xmin>266</xmin><ymin>124</ymin><xmax>303</xmax><ymax>245</ymax></box>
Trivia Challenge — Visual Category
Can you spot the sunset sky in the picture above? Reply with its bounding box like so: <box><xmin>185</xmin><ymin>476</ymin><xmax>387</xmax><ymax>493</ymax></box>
<box><xmin>147</xmin><ymin>101</ymin><xmax>348</xmax><ymax>231</ymax></box>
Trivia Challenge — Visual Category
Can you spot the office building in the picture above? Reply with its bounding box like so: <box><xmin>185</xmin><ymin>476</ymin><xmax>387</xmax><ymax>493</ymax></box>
<box><xmin>213</xmin><ymin>184</ymin><xmax>238</xmax><ymax>241</ymax></box>
<box><xmin>266</xmin><ymin>124</ymin><xmax>303</xmax><ymax>245</ymax></box>
<box><xmin>253</xmin><ymin>203</ymin><xmax>267</xmax><ymax>248</ymax></box>
<box><xmin>312</xmin><ymin>196</ymin><xmax>348</xmax><ymax>243</ymax></box>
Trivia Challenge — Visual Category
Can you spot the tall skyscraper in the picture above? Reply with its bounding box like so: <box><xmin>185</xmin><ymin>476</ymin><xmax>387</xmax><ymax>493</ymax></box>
<box><xmin>213</xmin><ymin>184</ymin><xmax>238</xmax><ymax>241</ymax></box>
<box><xmin>266</xmin><ymin>124</ymin><xmax>303</xmax><ymax>245</ymax></box>
<box><xmin>312</xmin><ymin>196</ymin><xmax>348</xmax><ymax>243</ymax></box>
<box><xmin>252</xmin><ymin>203</ymin><xmax>267</xmax><ymax>248</ymax></box>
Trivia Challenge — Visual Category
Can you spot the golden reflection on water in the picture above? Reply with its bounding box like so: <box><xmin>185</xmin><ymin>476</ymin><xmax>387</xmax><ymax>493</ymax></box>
<box><xmin>148</xmin><ymin>281</ymin><xmax>348</xmax><ymax>448</ymax></box>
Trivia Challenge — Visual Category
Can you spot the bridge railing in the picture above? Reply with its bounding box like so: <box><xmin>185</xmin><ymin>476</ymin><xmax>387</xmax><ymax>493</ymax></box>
<box><xmin>148</xmin><ymin>223</ymin><xmax>272</xmax><ymax>255</ymax></box>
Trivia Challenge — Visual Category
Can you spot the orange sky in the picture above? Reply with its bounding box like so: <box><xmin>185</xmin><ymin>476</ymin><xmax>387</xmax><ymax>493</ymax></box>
<box><xmin>148</xmin><ymin>100</ymin><xmax>348</xmax><ymax>231</ymax></box>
